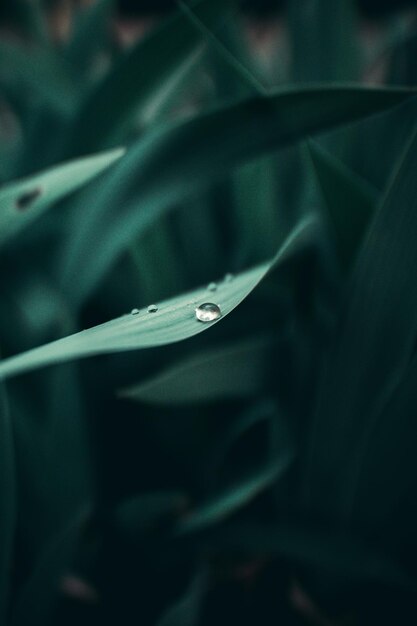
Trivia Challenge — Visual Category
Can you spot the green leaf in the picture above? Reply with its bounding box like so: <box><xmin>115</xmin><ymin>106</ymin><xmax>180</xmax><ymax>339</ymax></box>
<box><xmin>303</xmin><ymin>122</ymin><xmax>417</xmax><ymax>525</ymax></box>
<box><xmin>307</xmin><ymin>140</ymin><xmax>377</xmax><ymax>270</ymax></box>
<box><xmin>178</xmin><ymin>456</ymin><xmax>294</xmax><ymax>534</ymax></box>
<box><xmin>157</xmin><ymin>569</ymin><xmax>208</xmax><ymax>626</ymax></box>
<box><xmin>65</xmin><ymin>0</ymin><xmax>114</xmax><ymax>73</ymax></box>
<box><xmin>63</xmin><ymin>0</ymin><xmax>229</xmax><ymax>156</ymax></box>
<box><xmin>0</xmin><ymin>216</ymin><xmax>316</xmax><ymax>380</ymax></box>
<box><xmin>232</xmin><ymin>156</ymin><xmax>284</xmax><ymax>263</ymax></box>
<box><xmin>119</xmin><ymin>334</ymin><xmax>273</xmax><ymax>405</ymax></box>
<box><xmin>0</xmin><ymin>381</ymin><xmax>15</xmax><ymax>622</ymax></box>
<box><xmin>179</xmin><ymin>0</ymin><xmax>264</xmax><ymax>95</ymax></box>
<box><xmin>61</xmin><ymin>85</ymin><xmax>415</xmax><ymax>305</ymax></box>
<box><xmin>0</xmin><ymin>148</ymin><xmax>124</xmax><ymax>247</ymax></box>
<box><xmin>288</xmin><ymin>0</ymin><xmax>360</xmax><ymax>83</ymax></box>
<box><xmin>208</xmin><ymin>400</ymin><xmax>280</xmax><ymax>477</ymax></box>
<box><xmin>348</xmin><ymin>352</ymin><xmax>417</xmax><ymax>546</ymax></box>
<box><xmin>0</xmin><ymin>40</ymin><xmax>78</xmax><ymax>117</ymax></box>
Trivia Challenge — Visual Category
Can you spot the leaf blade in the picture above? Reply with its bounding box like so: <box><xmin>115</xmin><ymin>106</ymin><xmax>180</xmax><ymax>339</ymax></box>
<box><xmin>119</xmin><ymin>334</ymin><xmax>273</xmax><ymax>405</ymax></box>
<box><xmin>0</xmin><ymin>148</ymin><xmax>124</xmax><ymax>246</ymax></box>
<box><xmin>61</xmin><ymin>85</ymin><xmax>416</xmax><ymax>304</ymax></box>
<box><xmin>0</xmin><ymin>216</ymin><xmax>316</xmax><ymax>380</ymax></box>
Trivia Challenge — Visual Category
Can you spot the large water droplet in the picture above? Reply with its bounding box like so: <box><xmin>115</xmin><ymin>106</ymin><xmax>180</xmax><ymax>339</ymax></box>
<box><xmin>195</xmin><ymin>303</ymin><xmax>222</xmax><ymax>323</ymax></box>
<box><xmin>207</xmin><ymin>282</ymin><xmax>217</xmax><ymax>292</ymax></box>
<box><xmin>147</xmin><ymin>304</ymin><xmax>158</xmax><ymax>313</ymax></box>
<box><xmin>131</xmin><ymin>308</ymin><xmax>139</xmax><ymax>315</ymax></box>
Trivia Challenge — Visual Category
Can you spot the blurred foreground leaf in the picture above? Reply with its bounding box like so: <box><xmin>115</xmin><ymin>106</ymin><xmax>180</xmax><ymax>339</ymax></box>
<box><xmin>64</xmin><ymin>0</ymin><xmax>230</xmax><ymax>155</ymax></box>
<box><xmin>0</xmin><ymin>148</ymin><xmax>124</xmax><ymax>247</ymax></box>
<box><xmin>61</xmin><ymin>85</ymin><xmax>414</xmax><ymax>305</ymax></box>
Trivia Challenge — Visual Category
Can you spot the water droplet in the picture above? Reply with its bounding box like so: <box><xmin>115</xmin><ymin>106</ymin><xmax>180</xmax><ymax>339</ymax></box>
<box><xmin>224</xmin><ymin>273</ymin><xmax>234</xmax><ymax>283</ymax></box>
<box><xmin>131</xmin><ymin>308</ymin><xmax>139</xmax><ymax>315</ymax></box>
<box><xmin>16</xmin><ymin>187</ymin><xmax>42</xmax><ymax>210</ymax></box>
<box><xmin>207</xmin><ymin>282</ymin><xmax>217</xmax><ymax>292</ymax></box>
<box><xmin>195</xmin><ymin>302</ymin><xmax>222</xmax><ymax>323</ymax></box>
<box><xmin>147</xmin><ymin>304</ymin><xmax>158</xmax><ymax>313</ymax></box>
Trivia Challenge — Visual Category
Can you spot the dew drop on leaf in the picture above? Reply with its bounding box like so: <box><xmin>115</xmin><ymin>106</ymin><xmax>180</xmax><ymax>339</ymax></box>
<box><xmin>224</xmin><ymin>273</ymin><xmax>234</xmax><ymax>283</ymax></box>
<box><xmin>147</xmin><ymin>304</ymin><xmax>158</xmax><ymax>313</ymax></box>
<box><xmin>195</xmin><ymin>303</ymin><xmax>222</xmax><ymax>323</ymax></box>
<box><xmin>207</xmin><ymin>282</ymin><xmax>217</xmax><ymax>292</ymax></box>
<box><xmin>131</xmin><ymin>308</ymin><xmax>139</xmax><ymax>315</ymax></box>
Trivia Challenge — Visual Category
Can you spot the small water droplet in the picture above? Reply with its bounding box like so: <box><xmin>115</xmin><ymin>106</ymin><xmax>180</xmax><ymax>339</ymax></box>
<box><xmin>147</xmin><ymin>304</ymin><xmax>158</xmax><ymax>313</ymax></box>
<box><xmin>224</xmin><ymin>273</ymin><xmax>234</xmax><ymax>283</ymax></box>
<box><xmin>131</xmin><ymin>308</ymin><xmax>139</xmax><ymax>315</ymax></box>
<box><xmin>16</xmin><ymin>187</ymin><xmax>42</xmax><ymax>210</ymax></box>
<box><xmin>207</xmin><ymin>282</ymin><xmax>217</xmax><ymax>292</ymax></box>
<box><xmin>195</xmin><ymin>303</ymin><xmax>222</xmax><ymax>323</ymax></box>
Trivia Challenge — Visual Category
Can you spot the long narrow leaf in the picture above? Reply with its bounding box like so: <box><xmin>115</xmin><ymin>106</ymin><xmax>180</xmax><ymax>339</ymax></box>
<box><xmin>64</xmin><ymin>0</ymin><xmax>229</xmax><ymax>155</ymax></box>
<box><xmin>119</xmin><ymin>335</ymin><xmax>273</xmax><ymax>405</ymax></box>
<box><xmin>0</xmin><ymin>148</ymin><xmax>124</xmax><ymax>247</ymax></box>
<box><xmin>61</xmin><ymin>85</ymin><xmax>415</xmax><ymax>305</ymax></box>
<box><xmin>303</xmin><ymin>122</ymin><xmax>417</xmax><ymax>524</ymax></box>
<box><xmin>307</xmin><ymin>140</ymin><xmax>377</xmax><ymax>270</ymax></box>
<box><xmin>179</xmin><ymin>457</ymin><xmax>293</xmax><ymax>534</ymax></box>
<box><xmin>0</xmin><ymin>216</ymin><xmax>316</xmax><ymax>380</ymax></box>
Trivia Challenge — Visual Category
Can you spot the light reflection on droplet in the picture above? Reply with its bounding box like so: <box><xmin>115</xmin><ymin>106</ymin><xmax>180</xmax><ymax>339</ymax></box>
<box><xmin>195</xmin><ymin>303</ymin><xmax>222</xmax><ymax>323</ymax></box>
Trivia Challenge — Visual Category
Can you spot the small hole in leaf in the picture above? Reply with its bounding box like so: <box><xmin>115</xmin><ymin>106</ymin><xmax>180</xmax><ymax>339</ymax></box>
<box><xmin>15</xmin><ymin>187</ymin><xmax>42</xmax><ymax>210</ymax></box>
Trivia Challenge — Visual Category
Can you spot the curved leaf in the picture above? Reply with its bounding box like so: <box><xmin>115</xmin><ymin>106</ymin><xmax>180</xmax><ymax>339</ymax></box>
<box><xmin>307</xmin><ymin>139</ymin><xmax>377</xmax><ymax>270</ymax></box>
<box><xmin>0</xmin><ymin>148</ymin><xmax>124</xmax><ymax>247</ymax></box>
<box><xmin>119</xmin><ymin>334</ymin><xmax>274</xmax><ymax>405</ymax></box>
<box><xmin>64</xmin><ymin>0</ymin><xmax>229</xmax><ymax>156</ymax></box>
<box><xmin>61</xmin><ymin>85</ymin><xmax>415</xmax><ymax>305</ymax></box>
<box><xmin>65</xmin><ymin>0</ymin><xmax>114</xmax><ymax>73</ymax></box>
<box><xmin>178</xmin><ymin>455</ymin><xmax>294</xmax><ymax>534</ymax></box>
<box><xmin>0</xmin><ymin>216</ymin><xmax>316</xmax><ymax>380</ymax></box>
<box><xmin>303</xmin><ymin>122</ymin><xmax>417</xmax><ymax>524</ymax></box>
<box><xmin>0</xmin><ymin>40</ymin><xmax>78</xmax><ymax>116</ymax></box>
<box><xmin>157</xmin><ymin>569</ymin><xmax>208</xmax><ymax>626</ymax></box>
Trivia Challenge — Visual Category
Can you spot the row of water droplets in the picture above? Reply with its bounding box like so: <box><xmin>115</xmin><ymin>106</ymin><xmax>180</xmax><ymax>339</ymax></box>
<box><xmin>130</xmin><ymin>273</ymin><xmax>234</xmax><ymax>323</ymax></box>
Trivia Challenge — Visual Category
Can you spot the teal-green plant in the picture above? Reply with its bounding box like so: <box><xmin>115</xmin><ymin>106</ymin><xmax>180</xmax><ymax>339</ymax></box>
<box><xmin>1</xmin><ymin>1</ymin><xmax>417</xmax><ymax>625</ymax></box>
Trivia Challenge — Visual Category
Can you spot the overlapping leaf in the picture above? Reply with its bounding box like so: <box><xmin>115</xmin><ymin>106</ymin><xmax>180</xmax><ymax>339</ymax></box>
<box><xmin>0</xmin><ymin>216</ymin><xmax>316</xmax><ymax>380</ymax></box>
<box><xmin>64</xmin><ymin>0</ymin><xmax>230</xmax><ymax>156</ymax></box>
<box><xmin>307</xmin><ymin>139</ymin><xmax>377</xmax><ymax>269</ymax></box>
<box><xmin>61</xmin><ymin>85</ymin><xmax>415</xmax><ymax>305</ymax></box>
<box><xmin>119</xmin><ymin>334</ymin><xmax>273</xmax><ymax>405</ymax></box>
<box><xmin>0</xmin><ymin>148</ymin><xmax>124</xmax><ymax>247</ymax></box>
<box><xmin>303</xmin><ymin>121</ymin><xmax>417</xmax><ymax>525</ymax></box>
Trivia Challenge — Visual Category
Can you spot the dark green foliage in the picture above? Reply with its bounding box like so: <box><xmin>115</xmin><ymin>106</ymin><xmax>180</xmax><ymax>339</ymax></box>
<box><xmin>1</xmin><ymin>1</ymin><xmax>417</xmax><ymax>625</ymax></box>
